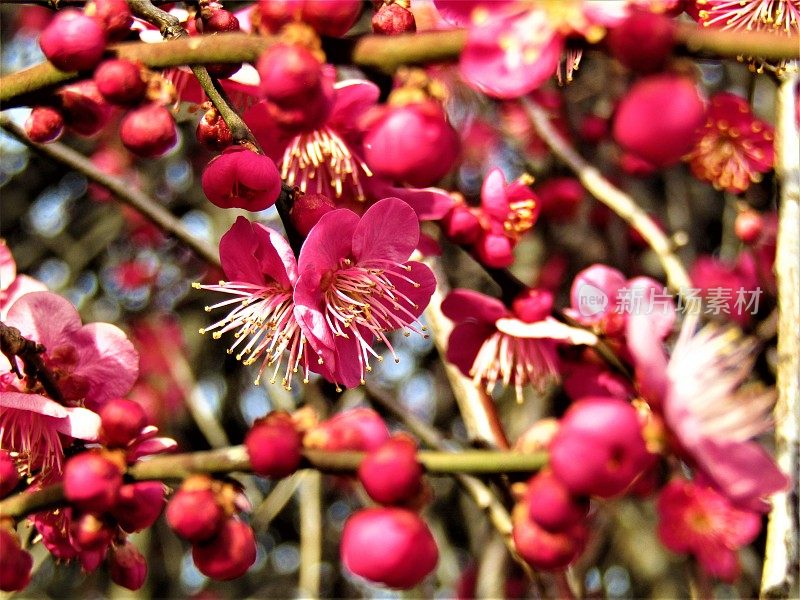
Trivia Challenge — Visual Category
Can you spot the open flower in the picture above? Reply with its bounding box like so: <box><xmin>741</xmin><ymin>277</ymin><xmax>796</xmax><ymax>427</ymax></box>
<box><xmin>1</xmin><ymin>292</ymin><xmax>138</xmax><ymax>476</ymax></box>
<box><xmin>685</xmin><ymin>92</ymin><xmax>775</xmax><ymax>193</ymax></box>
<box><xmin>294</xmin><ymin>198</ymin><xmax>436</xmax><ymax>388</ymax></box>
<box><xmin>657</xmin><ymin>477</ymin><xmax>761</xmax><ymax>582</ymax></box>
<box><xmin>195</xmin><ymin>217</ymin><xmax>313</xmax><ymax>390</ymax></box>
<box><xmin>442</xmin><ymin>288</ymin><xmax>598</xmax><ymax>401</ymax></box>
<box><xmin>627</xmin><ymin>307</ymin><xmax>787</xmax><ymax>512</ymax></box>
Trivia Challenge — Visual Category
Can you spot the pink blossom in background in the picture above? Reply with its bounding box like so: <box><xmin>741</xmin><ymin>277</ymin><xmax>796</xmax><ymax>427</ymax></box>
<box><xmin>0</xmin><ymin>240</ymin><xmax>47</xmax><ymax>320</ymax></box>
<box><xmin>294</xmin><ymin>198</ymin><xmax>436</xmax><ymax>388</ymax></box>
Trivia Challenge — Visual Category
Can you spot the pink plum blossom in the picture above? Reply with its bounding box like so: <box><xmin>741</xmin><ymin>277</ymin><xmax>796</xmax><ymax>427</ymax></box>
<box><xmin>293</xmin><ymin>198</ymin><xmax>436</xmax><ymax>388</ymax></box>
<box><xmin>442</xmin><ymin>288</ymin><xmax>597</xmax><ymax>401</ymax></box>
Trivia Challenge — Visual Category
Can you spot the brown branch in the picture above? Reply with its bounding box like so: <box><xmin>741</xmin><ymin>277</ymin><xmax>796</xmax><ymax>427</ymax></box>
<box><xmin>0</xmin><ymin>321</ymin><xmax>62</xmax><ymax>402</ymax></box>
<box><xmin>0</xmin><ymin>114</ymin><xmax>221</xmax><ymax>268</ymax></box>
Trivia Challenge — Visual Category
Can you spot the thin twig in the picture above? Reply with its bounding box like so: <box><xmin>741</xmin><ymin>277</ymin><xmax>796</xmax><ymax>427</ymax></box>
<box><xmin>522</xmin><ymin>98</ymin><xmax>692</xmax><ymax>293</ymax></box>
<box><xmin>760</xmin><ymin>67</ymin><xmax>800</xmax><ymax>600</ymax></box>
<box><xmin>298</xmin><ymin>470</ymin><xmax>322</xmax><ymax>598</ymax></box>
<box><xmin>0</xmin><ymin>321</ymin><xmax>62</xmax><ymax>402</ymax></box>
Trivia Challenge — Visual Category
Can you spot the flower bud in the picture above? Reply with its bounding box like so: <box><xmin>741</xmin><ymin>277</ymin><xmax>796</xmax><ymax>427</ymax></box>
<box><xmin>512</xmin><ymin>505</ymin><xmax>588</xmax><ymax>571</ymax></box>
<box><xmin>257</xmin><ymin>44</ymin><xmax>323</xmax><ymax>105</ymax></box>
<box><xmin>166</xmin><ymin>484</ymin><xmax>225</xmax><ymax>543</ymax></box>
<box><xmin>198</xmin><ymin>10</ymin><xmax>242</xmax><ymax>79</ymax></box>
<box><xmin>94</xmin><ymin>59</ymin><xmax>146</xmax><ymax>106</ymax></box>
<box><xmin>358</xmin><ymin>435</ymin><xmax>423</xmax><ymax>505</ymax></box>
<box><xmin>474</xmin><ymin>231</ymin><xmax>514</xmax><ymax>268</ymax></box>
<box><xmin>607</xmin><ymin>10</ymin><xmax>675</xmax><ymax>73</ymax></box>
<box><xmin>535</xmin><ymin>177</ymin><xmax>584</xmax><ymax>223</ymax></box>
<box><xmin>109</xmin><ymin>541</ymin><xmax>147</xmax><ymax>590</ymax></box>
<box><xmin>613</xmin><ymin>74</ymin><xmax>705</xmax><ymax>167</ymax></box>
<box><xmin>255</xmin><ymin>0</ymin><xmax>304</xmax><ymax>33</ymax></box>
<box><xmin>525</xmin><ymin>470</ymin><xmax>589</xmax><ymax>532</ymax></box>
<box><xmin>578</xmin><ymin>113</ymin><xmax>609</xmax><ymax>144</ymax></box>
<box><xmin>735</xmin><ymin>209</ymin><xmax>764</xmax><ymax>245</ymax></box>
<box><xmin>372</xmin><ymin>2</ymin><xmax>416</xmax><ymax>34</ymax></box>
<box><xmin>100</xmin><ymin>398</ymin><xmax>148</xmax><ymax>448</ymax></box>
<box><xmin>112</xmin><ymin>482</ymin><xmax>166</xmax><ymax>532</ymax></box>
<box><xmin>69</xmin><ymin>512</ymin><xmax>114</xmax><ymax>551</ymax></box>
<box><xmin>549</xmin><ymin>397</ymin><xmax>650</xmax><ymax>498</ymax></box>
<box><xmin>289</xmin><ymin>192</ymin><xmax>336</xmax><ymax>237</ymax></box>
<box><xmin>58</xmin><ymin>80</ymin><xmax>113</xmax><ymax>137</ymax></box>
<box><xmin>363</xmin><ymin>101</ymin><xmax>459</xmax><ymax>187</ymax></box>
<box><xmin>341</xmin><ymin>508</ymin><xmax>438</xmax><ymax>589</ymax></box>
<box><xmin>85</xmin><ymin>0</ymin><xmax>133</xmax><ymax>41</ymax></box>
<box><xmin>192</xmin><ymin>519</ymin><xmax>257</xmax><ymax>580</ymax></box>
<box><xmin>24</xmin><ymin>106</ymin><xmax>64</xmax><ymax>143</ymax></box>
<box><xmin>304</xmin><ymin>408</ymin><xmax>390</xmax><ymax>452</ymax></box>
<box><xmin>202</xmin><ymin>147</ymin><xmax>282</xmax><ymax>211</ymax></box>
<box><xmin>245</xmin><ymin>412</ymin><xmax>303</xmax><ymax>479</ymax></box>
<box><xmin>301</xmin><ymin>0</ymin><xmax>362</xmax><ymax>37</ymax></box>
<box><xmin>442</xmin><ymin>205</ymin><xmax>481</xmax><ymax>245</ymax></box>
<box><xmin>63</xmin><ymin>451</ymin><xmax>123</xmax><ymax>513</ymax></box>
<box><xmin>511</xmin><ymin>289</ymin><xmax>553</xmax><ymax>323</ymax></box>
<box><xmin>196</xmin><ymin>108</ymin><xmax>233</xmax><ymax>151</ymax></box>
<box><xmin>0</xmin><ymin>529</ymin><xmax>32</xmax><ymax>592</ymax></box>
<box><xmin>39</xmin><ymin>9</ymin><xmax>106</xmax><ymax>72</ymax></box>
<box><xmin>119</xmin><ymin>104</ymin><xmax>178</xmax><ymax>158</ymax></box>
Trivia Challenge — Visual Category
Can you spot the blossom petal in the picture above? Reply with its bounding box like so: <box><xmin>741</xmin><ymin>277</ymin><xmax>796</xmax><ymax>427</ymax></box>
<box><xmin>329</xmin><ymin>80</ymin><xmax>380</xmax><ymax>131</ymax></box>
<box><xmin>365</xmin><ymin>179</ymin><xmax>454</xmax><ymax>221</ymax></box>
<box><xmin>5</xmin><ymin>291</ymin><xmax>82</xmax><ymax>350</ymax></box>
<box><xmin>445</xmin><ymin>321</ymin><xmax>492</xmax><ymax>377</ymax></box>
<box><xmin>441</xmin><ymin>289</ymin><xmax>507</xmax><ymax>325</ymax></box>
<box><xmin>480</xmin><ymin>168</ymin><xmax>509</xmax><ymax>220</ymax></box>
<box><xmin>353</xmin><ymin>199</ymin><xmax>419</xmax><ymax>265</ymax></box>
<box><xmin>0</xmin><ymin>241</ymin><xmax>16</xmax><ymax>291</ymax></box>
<box><xmin>433</xmin><ymin>0</ymin><xmax>515</xmax><ymax>26</ymax></box>
<box><xmin>626</xmin><ymin>310</ymin><xmax>669</xmax><ymax>405</ymax></box>
<box><xmin>0</xmin><ymin>275</ymin><xmax>48</xmax><ymax>321</ymax></box>
<box><xmin>220</xmin><ymin>217</ymin><xmax>297</xmax><ymax>287</ymax></box>
<box><xmin>496</xmin><ymin>317</ymin><xmax>598</xmax><ymax>345</ymax></box>
<box><xmin>50</xmin><ymin>406</ymin><xmax>102</xmax><ymax>441</ymax></box>
<box><xmin>297</xmin><ymin>208</ymin><xmax>359</xmax><ymax>274</ymax></box>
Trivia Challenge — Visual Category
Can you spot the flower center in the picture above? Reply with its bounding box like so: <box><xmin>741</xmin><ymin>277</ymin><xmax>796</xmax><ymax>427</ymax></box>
<box><xmin>699</xmin><ymin>0</ymin><xmax>800</xmax><ymax>35</ymax></box>
<box><xmin>0</xmin><ymin>408</ymin><xmax>64</xmax><ymax>477</ymax></box>
<box><xmin>470</xmin><ymin>331</ymin><xmax>559</xmax><ymax>402</ymax></box>
<box><xmin>323</xmin><ymin>258</ymin><xmax>428</xmax><ymax>384</ymax></box>
<box><xmin>194</xmin><ymin>280</ymin><xmax>310</xmax><ymax>390</ymax></box>
<box><xmin>281</xmin><ymin>126</ymin><xmax>373</xmax><ymax>202</ymax></box>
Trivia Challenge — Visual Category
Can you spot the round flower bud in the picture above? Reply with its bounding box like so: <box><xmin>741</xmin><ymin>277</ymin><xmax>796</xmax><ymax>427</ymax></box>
<box><xmin>289</xmin><ymin>192</ymin><xmax>336</xmax><ymax>237</ymax></box>
<box><xmin>192</xmin><ymin>519</ymin><xmax>257</xmax><ymax>580</ymax></box>
<box><xmin>358</xmin><ymin>435</ymin><xmax>423</xmax><ymax>505</ymax></box>
<box><xmin>578</xmin><ymin>113</ymin><xmax>609</xmax><ymax>144</ymax></box>
<box><xmin>301</xmin><ymin>0</ymin><xmax>362</xmax><ymax>37</ymax></box>
<box><xmin>100</xmin><ymin>398</ymin><xmax>148</xmax><ymax>448</ymax></box>
<box><xmin>202</xmin><ymin>147</ymin><xmax>282</xmax><ymax>211</ymax></box>
<box><xmin>304</xmin><ymin>408</ymin><xmax>390</xmax><ymax>452</ymax></box>
<box><xmin>94</xmin><ymin>59</ymin><xmax>146</xmax><ymax>105</ymax></box>
<box><xmin>255</xmin><ymin>0</ymin><xmax>305</xmax><ymax>33</ymax></box>
<box><xmin>112</xmin><ymin>482</ymin><xmax>166</xmax><ymax>532</ymax></box>
<box><xmin>109</xmin><ymin>541</ymin><xmax>147</xmax><ymax>590</ymax></box>
<box><xmin>341</xmin><ymin>508</ymin><xmax>438</xmax><ymax>589</ymax></box>
<box><xmin>58</xmin><ymin>80</ymin><xmax>113</xmax><ymax>137</ymax></box>
<box><xmin>198</xmin><ymin>10</ymin><xmax>242</xmax><ymax>79</ymax></box>
<box><xmin>372</xmin><ymin>2</ymin><xmax>416</xmax><ymax>34</ymax></box>
<box><xmin>39</xmin><ymin>9</ymin><xmax>106</xmax><ymax>72</ymax></box>
<box><xmin>245</xmin><ymin>413</ymin><xmax>303</xmax><ymax>479</ymax></box>
<box><xmin>363</xmin><ymin>101</ymin><xmax>460</xmax><ymax>187</ymax></box>
<box><xmin>613</xmin><ymin>74</ymin><xmax>706</xmax><ymax>167</ymax></box>
<box><xmin>86</xmin><ymin>0</ymin><xmax>133</xmax><ymax>41</ymax></box>
<box><xmin>0</xmin><ymin>529</ymin><xmax>32</xmax><ymax>592</ymax></box>
<box><xmin>475</xmin><ymin>231</ymin><xmax>514</xmax><ymax>268</ymax></box>
<box><xmin>607</xmin><ymin>10</ymin><xmax>675</xmax><ymax>73</ymax></box>
<box><xmin>525</xmin><ymin>470</ymin><xmax>589</xmax><ymax>532</ymax></box>
<box><xmin>549</xmin><ymin>397</ymin><xmax>650</xmax><ymax>498</ymax></box>
<box><xmin>442</xmin><ymin>205</ymin><xmax>481</xmax><ymax>245</ymax></box>
<box><xmin>166</xmin><ymin>486</ymin><xmax>225</xmax><ymax>543</ymax></box>
<box><xmin>735</xmin><ymin>209</ymin><xmax>764</xmax><ymax>245</ymax></box>
<box><xmin>512</xmin><ymin>506</ymin><xmax>589</xmax><ymax>571</ymax></box>
<box><xmin>535</xmin><ymin>177</ymin><xmax>584</xmax><ymax>223</ymax></box>
<box><xmin>119</xmin><ymin>104</ymin><xmax>178</xmax><ymax>158</ymax></box>
<box><xmin>69</xmin><ymin>512</ymin><xmax>114</xmax><ymax>551</ymax></box>
<box><xmin>24</xmin><ymin>106</ymin><xmax>64</xmax><ymax>143</ymax></box>
<box><xmin>257</xmin><ymin>44</ymin><xmax>323</xmax><ymax>105</ymax></box>
<box><xmin>63</xmin><ymin>451</ymin><xmax>123</xmax><ymax>513</ymax></box>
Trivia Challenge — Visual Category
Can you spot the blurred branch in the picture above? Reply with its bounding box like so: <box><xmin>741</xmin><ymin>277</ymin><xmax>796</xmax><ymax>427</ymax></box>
<box><xmin>0</xmin><ymin>447</ymin><xmax>547</xmax><ymax>519</ymax></box>
<box><xmin>522</xmin><ymin>99</ymin><xmax>692</xmax><ymax>293</ymax></box>
<box><xmin>298</xmin><ymin>470</ymin><xmax>322</xmax><ymax>598</ymax></box>
<box><xmin>761</xmin><ymin>67</ymin><xmax>800</xmax><ymax>600</ymax></box>
<box><xmin>3</xmin><ymin>25</ymin><xmax>800</xmax><ymax>107</ymax></box>
<box><xmin>0</xmin><ymin>114</ymin><xmax>221</xmax><ymax>268</ymax></box>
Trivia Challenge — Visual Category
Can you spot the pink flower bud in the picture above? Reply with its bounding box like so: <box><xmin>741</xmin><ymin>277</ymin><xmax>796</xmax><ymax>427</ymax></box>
<box><xmin>341</xmin><ymin>508</ymin><xmax>438</xmax><ymax>589</ymax></box>
<box><xmin>735</xmin><ymin>209</ymin><xmax>764</xmax><ymax>245</ymax></box>
<box><xmin>69</xmin><ymin>512</ymin><xmax>114</xmax><ymax>551</ymax></box>
<box><xmin>525</xmin><ymin>470</ymin><xmax>589</xmax><ymax>532</ymax></box>
<box><xmin>202</xmin><ymin>147</ymin><xmax>282</xmax><ymax>211</ymax></box>
<box><xmin>289</xmin><ymin>192</ymin><xmax>336</xmax><ymax>236</ymax></box>
<box><xmin>196</xmin><ymin>108</ymin><xmax>233</xmax><ymax>151</ymax></box>
<box><xmin>442</xmin><ymin>205</ymin><xmax>481</xmax><ymax>245</ymax></box>
<box><xmin>166</xmin><ymin>485</ymin><xmax>225</xmax><ymax>543</ymax></box>
<box><xmin>112</xmin><ymin>482</ymin><xmax>166</xmax><ymax>532</ymax></box>
<box><xmin>578</xmin><ymin>113</ymin><xmax>609</xmax><ymax>144</ymax></box>
<box><xmin>85</xmin><ymin>0</ymin><xmax>133</xmax><ymax>41</ymax></box>
<box><xmin>0</xmin><ymin>450</ymin><xmax>18</xmax><ymax>498</ymax></box>
<box><xmin>109</xmin><ymin>541</ymin><xmax>147</xmax><ymax>590</ymax></box>
<box><xmin>94</xmin><ymin>59</ymin><xmax>146</xmax><ymax>106</ymax></box>
<box><xmin>100</xmin><ymin>398</ymin><xmax>148</xmax><ymax>448</ymax></box>
<box><xmin>255</xmin><ymin>0</ymin><xmax>304</xmax><ymax>33</ymax></box>
<box><xmin>0</xmin><ymin>529</ymin><xmax>32</xmax><ymax>592</ymax></box>
<box><xmin>363</xmin><ymin>101</ymin><xmax>460</xmax><ymax>187</ymax></box>
<box><xmin>550</xmin><ymin>397</ymin><xmax>650</xmax><ymax>498</ymax></box>
<box><xmin>512</xmin><ymin>506</ymin><xmax>588</xmax><ymax>571</ymax></box>
<box><xmin>245</xmin><ymin>412</ymin><xmax>303</xmax><ymax>478</ymax></box>
<box><xmin>301</xmin><ymin>0</ymin><xmax>362</xmax><ymax>37</ymax></box>
<box><xmin>39</xmin><ymin>9</ymin><xmax>106</xmax><ymax>72</ymax></box>
<box><xmin>58</xmin><ymin>80</ymin><xmax>113</xmax><ymax>137</ymax></box>
<box><xmin>372</xmin><ymin>2</ymin><xmax>416</xmax><ymax>34</ymax></box>
<box><xmin>304</xmin><ymin>408</ymin><xmax>390</xmax><ymax>452</ymax></box>
<box><xmin>257</xmin><ymin>43</ymin><xmax>324</xmax><ymax>106</ymax></box>
<box><xmin>198</xmin><ymin>10</ymin><xmax>242</xmax><ymax>79</ymax></box>
<box><xmin>192</xmin><ymin>519</ymin><xmax>257</xmax><ymax>580</ymax></box>
<box><xmin>607</xmin><ymin>10</ymin><xmax>675</xmax><ymax>73</ymax></box>
<box><xmin>535</xmin><ymin>178</ymin><xmax>584</xmax><ymax>223</ymax></box>
<box><xmin>24</xmin><ymin>106</ymin><xmax>64</xmax><ymax>143</ymax></box>
<box><xmin>63</xmin><ymin>451</ymin><xmax>123</xmax><ymax>513</ymax></box>
<box><xmin>358</xmin><ymin>435</ymin><xmax>423</xmax><ymax>505</ymax></box>
<box><xmin>511</xmin><ymin>288</ymin><xmax>553</xmax><ymax>323</ymax></box>
<box><xmin>613</xmin><ymin>74</ymin><xmax>706</xmax><ymax>167</ymax></box>
<box><xmin>619</xmin><ymin>152</ymin><xmax>658</xmax><ymax>176</ymax></box>
<box><xmin>474</xmin><ymin>231</ymin><xmax>514</xmax><ymax>268</ymax></box>
<box><xmin>119</xmin><ymin>104</ymin><xmax>178</xmax><ymax>158</ymax></box>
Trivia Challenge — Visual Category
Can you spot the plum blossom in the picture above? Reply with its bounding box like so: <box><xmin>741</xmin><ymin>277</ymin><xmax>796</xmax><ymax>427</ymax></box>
<box><xmin>194</xmin><ymin>217</ymin><xmax>312</xmax><ymax>390</ymax></box>
<box><xmin>442</xmin><ymin>288</ymin><xmax>598</xmax><ymax>401</ymax></box>
<box><xmin>293</xmin><ymin>198</ymin><xmax>436</xmax><ymax>388</ymax></box>
<box><xmin>0</xmin><ymin>292</ymin><xmax>138</xmax><ymax>476</ymax></box>
<box><xmin>657</xmin><ymin>477</ymin><xmax>761</xmax><ymax>582</ymax></box>
<box><xmin>434</xmin><ymin>0</ymin><xmax>637</xmax><ymax>98</ymax></box>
